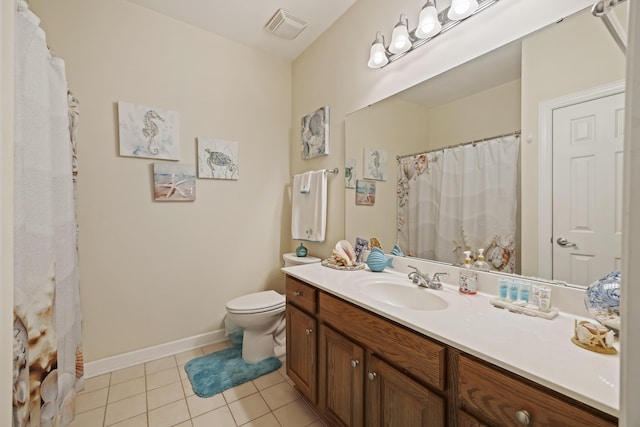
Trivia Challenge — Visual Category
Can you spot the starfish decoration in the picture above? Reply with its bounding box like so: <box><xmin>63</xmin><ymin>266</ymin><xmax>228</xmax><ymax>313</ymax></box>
<box><xmin>157</xmin><ymin>174</ymin><xmax>189</xmax><ymax>198</ymax></box>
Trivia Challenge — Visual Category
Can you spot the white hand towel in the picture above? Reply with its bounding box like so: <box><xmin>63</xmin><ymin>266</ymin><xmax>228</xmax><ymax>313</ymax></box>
<box><xmin>292</xmin><ymin>170</ymin><xmax>327</xmax><ymax>242</ymax></box>
<box><xmin>300</xmin><ymin>171</ymin><xmax>312</xmax><ymax>193</ymax></box>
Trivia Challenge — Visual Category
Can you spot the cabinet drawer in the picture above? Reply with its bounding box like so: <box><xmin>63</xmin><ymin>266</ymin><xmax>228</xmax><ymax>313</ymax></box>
<box><xmin>286</xmin><ymin>276</ymin><xmax>317</xmax><ymax>313</ymax></box>
<box><xmin>319</xmin><ymin>291</ymin><xmax>446</xmax><ymax>391</ymax></box>
<box><xmin>457</xmin><ymin>354</ymin><xmax>617</xmax><ymax>427</ymax></box>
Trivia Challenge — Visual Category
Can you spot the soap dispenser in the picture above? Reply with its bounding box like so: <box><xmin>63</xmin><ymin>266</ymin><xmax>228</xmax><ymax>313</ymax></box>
<box><xmin>472</xmin><ymin>248</ymin><xmax>490</xmax><ymax>272</ymax></box>
<box><xmin>459</xmin><ymin>251</ymin><xmax>478</xmax><ymax>295</ymax></box>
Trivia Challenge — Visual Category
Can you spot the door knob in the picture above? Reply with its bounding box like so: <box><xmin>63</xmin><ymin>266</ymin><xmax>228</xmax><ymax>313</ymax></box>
<box><xmin>556</xmin><ymin>237</ymin><xmax>577</xmax><ymax>248</ymax></box>
<box><xmin>351</xmin><ymin>359</ymin><xmax>359</xmax><ymax>368</ymax></box>
<box><xmin>293</xmin><ymin>291</ymin><xmax>302</xmax><ymax>296</ymax></box>
<box><xmin>305</xmin><ymin>328</ymin><xmax>313</xmax><ymax>335</ymax></box>
<box><xmin>367</xmin><ymin>372</ymin><xmax>377</xmax><ymax>381</ymax></box>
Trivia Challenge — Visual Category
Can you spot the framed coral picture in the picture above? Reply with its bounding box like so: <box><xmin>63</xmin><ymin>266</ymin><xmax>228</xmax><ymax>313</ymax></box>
<box><xmin>197</xmin><ymin>137</ymin><xmax>239</xmax><ymax>180</ymax></box>
<box><xmin>153</xmin><ymin>163</ymin><xmax>195</xmax><ymax>201</ymax></box>
<box><xmin>355</xmin><ymin>180</ymin><xmax>376</xmax><ymax>205</ymax></box>
<box><xmin>345</xmin><ymin>158</ymin><xmax>357</xmax><ymax>189</ymax></box>
<box><xmin>363</xmin><ymin>147</ymin><xmax>387</xmax><ymax>180</ymax></box>
<box><xmin>118</xmin><ymin>102</ymin><xmax>180</xmax><ymax>160</ymax></box>
<box><xmin>301</xmin><ymin>105</ymin><xmax>329</xmax><ymax>159</ymax></box>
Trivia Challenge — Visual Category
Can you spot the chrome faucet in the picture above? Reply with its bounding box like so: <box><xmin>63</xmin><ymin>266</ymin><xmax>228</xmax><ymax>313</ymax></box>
<box><xmin>408</xmin><ymin>266</ymin><xmax>432</xmax><ymax>288</ymax></box>
<box><xmin>408</xmin><ymin>266</ymin><xmax>448</xmax><ymax>290</ymax></box>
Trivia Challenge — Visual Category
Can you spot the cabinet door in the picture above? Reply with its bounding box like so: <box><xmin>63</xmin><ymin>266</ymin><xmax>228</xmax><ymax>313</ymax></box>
<box><xmin>286</xmin><ymin>303</ymin><xmax>317</xmax><ymax>403</ymax></box>
<box><xmin>319</xmin><ymin>325</ymin><xmax>364</xmax><ymax>427</ymax></box>
<box><xmin>366</xmin><ymin>355</ymin><xmax>445</xmax><ymax>427</ymax></box>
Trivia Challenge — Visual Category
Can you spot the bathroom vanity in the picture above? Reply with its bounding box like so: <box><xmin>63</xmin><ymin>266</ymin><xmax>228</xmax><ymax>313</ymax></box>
<box><xmin>283</xmin><ymin>263</ymin><xmax>619</xmax><ymax>427</ymax></box>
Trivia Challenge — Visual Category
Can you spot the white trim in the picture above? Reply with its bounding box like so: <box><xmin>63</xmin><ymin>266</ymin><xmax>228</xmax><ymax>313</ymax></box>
<box><xmin>537</xmin><ymin>80</ymin><xmax>625</xmax><ymax>280</ymax></box>
<box><xmin>84</xmin><ymin>329</ymin><xmax>226</xmax><ymax>378</ymax></box>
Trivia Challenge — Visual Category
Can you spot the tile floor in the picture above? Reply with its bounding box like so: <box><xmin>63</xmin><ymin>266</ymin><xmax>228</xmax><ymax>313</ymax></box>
<box><xmin>70</xmin><ymin>341</ymin><xmax>327</xmax><ymax>427</ymax></box>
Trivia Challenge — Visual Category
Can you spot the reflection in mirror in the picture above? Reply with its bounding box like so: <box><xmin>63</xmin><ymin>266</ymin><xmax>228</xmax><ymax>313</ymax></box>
<box><xmin>345</xmin><ymin>6</ymin><xmax>626</xmax><ymax>287</ymax></box>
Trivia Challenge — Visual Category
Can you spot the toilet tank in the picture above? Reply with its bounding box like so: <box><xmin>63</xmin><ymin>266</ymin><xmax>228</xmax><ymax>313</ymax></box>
<box><xmin>283</xmin><ymin>252</ymin><xmax>321</xmax><ymax>267</ymax></box>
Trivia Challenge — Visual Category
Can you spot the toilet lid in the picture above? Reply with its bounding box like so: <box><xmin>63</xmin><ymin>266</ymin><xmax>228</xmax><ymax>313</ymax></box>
<box><xmin>226</xmin><ymin>290</ymin><xmax>285</xmax><ymax>314</ymax></box>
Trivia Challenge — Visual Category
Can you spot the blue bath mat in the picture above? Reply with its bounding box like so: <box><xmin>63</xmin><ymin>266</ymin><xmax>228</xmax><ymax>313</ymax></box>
<box><xmin>184</xmin><ymin>344</ymin><xmax>282</xmax><ymax>398</ymax></box>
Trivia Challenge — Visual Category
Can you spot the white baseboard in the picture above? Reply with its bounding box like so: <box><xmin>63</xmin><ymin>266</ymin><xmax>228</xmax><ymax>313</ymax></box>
<box><xmin>84</xmin><ymin>329</ymin><xmax>226</xmax><ymax>378</ymax></box>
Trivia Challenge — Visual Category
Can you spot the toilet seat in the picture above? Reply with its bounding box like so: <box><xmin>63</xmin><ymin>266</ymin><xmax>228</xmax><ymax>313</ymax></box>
<box><xmin>226</xmin><ymin>290</ymin><xmax>285</xmax><ymax>314</ymax></box>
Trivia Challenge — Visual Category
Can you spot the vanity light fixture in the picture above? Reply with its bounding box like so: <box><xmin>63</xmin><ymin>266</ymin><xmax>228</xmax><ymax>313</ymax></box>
<box><xmin>415</xmin><ymin>1</ymin><xmax>442</xmax><ymax>39</ymax></box>
<box><xmin>368</xmin><ymin>0</ymin><xmax>500</xmax><ymax>69</ymax></box>
<box><xmin>389</xmin><ymin>14</ymin><xmax>413</xmax><ymax>54</ymax></box>
<box><xmin>368</xmin><ymin>32</ymin><xmax>389</xmax><ymax>68</ymax></box>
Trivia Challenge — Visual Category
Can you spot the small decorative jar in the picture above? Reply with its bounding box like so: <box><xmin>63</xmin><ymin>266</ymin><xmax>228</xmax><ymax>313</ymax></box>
<box><xmin>296</xmin><ymin>243</ymin><xmax>308</xmax><ymax>257</ymax></box>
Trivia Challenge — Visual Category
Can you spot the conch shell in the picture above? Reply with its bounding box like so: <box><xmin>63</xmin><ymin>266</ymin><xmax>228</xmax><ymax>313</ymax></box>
<box><xmin>332</xmin><ymin>240</ymin><xmax>357</xmax><ymax>266</ymax></box>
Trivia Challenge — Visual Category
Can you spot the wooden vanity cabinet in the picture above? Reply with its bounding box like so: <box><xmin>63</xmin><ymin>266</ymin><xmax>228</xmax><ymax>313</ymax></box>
<box><xmin>456</xmin><ymin>353</ymin><xmax>617</xmax><ymax>427</ymax></box>
<box><xmin>285</xmin><ymin>278</ymin><xmax>318</xmax><ymax>403</ymax></box>
<box><xmin>318</xmin><ymin>324</ymin><xmax>365</xmax><ymax>427</ymax></box>
<box><xmin>285</xmin><ymin>275</ymin><xmax>618</xmax><ymax>427</ymax></box>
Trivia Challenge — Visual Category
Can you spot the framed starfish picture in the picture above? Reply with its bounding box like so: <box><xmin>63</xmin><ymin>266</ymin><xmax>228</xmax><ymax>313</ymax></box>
<box><xmin>153</xmin><ymin>163</ymin><xmax>196</xmax><ymax>202</ymax></box>
<box><xmin>197</xmin><ymin>137</ymin><xmax>239</xmax><ymax>180</ymax></box>
<box><xmin>118</xmin><ymin>102</ymin><xmax>180</xmax><ymax>160</ymax></box>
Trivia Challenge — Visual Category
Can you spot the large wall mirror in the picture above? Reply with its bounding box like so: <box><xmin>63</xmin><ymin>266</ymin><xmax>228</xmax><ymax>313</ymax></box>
<box><xmin>345</xmin><ymin>5</ymin><xmax>626</xmax><ymax>287</ymax></box>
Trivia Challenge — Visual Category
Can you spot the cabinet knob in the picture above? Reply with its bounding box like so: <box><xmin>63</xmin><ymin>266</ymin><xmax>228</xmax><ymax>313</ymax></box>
<box><xmin>367</xmin><ymin>372</ymin><xmax>377</xmax><ymax>381</ymax></box>
<box><xmin>351</xmin><ymin>359</ymin><xmax>359</xmax><ymax>368</ymax></box>
<box><xmin>305</xmin><ymin>328</ymin><xmax>313</xmax><ymax>336</ymax></box>
<box><xmin>515</xmin><ymin>410</ymin><xmax>531</xmax><ymax>425</ymax></box>
<box><xmin>293</xmin><ymin>291</ymin><xmax>302</xmax><ymax>297</ymax></box>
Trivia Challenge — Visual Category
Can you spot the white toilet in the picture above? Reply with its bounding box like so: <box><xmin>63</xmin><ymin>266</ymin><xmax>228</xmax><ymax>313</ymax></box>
<box><xmin>226</xmin><ymin>290</ymin><xmax>286</xmax><ymax>363</ymax></box>
<box><xmin>283</xmin><ymin>252</ymin><xmax>321</xmax><ymax>267</ymax></box>
<box><xmin>225</xmin><ymin>253</ymin><xmax>321</xmax><ymax>363</ymax></box>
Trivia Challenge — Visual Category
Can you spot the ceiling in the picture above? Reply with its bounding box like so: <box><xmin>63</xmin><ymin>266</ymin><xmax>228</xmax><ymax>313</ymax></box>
<box><xmin>125</xmin><ymin>0</ymin><xmax>357</xmax><ymax>61</ymax></box>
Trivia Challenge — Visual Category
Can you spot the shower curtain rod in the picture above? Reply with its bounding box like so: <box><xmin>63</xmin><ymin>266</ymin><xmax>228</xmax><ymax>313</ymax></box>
<box><xmin>396</xmin><ymin>130</ymin><xmax>521</xmax><ymax>160</ymax></box>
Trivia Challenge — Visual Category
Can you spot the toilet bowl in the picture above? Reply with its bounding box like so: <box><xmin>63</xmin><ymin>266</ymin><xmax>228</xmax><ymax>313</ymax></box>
<box><xmin>226</xmin><ymin>290</ymin><xmax>286</xmax><ymax>362</ymax></box>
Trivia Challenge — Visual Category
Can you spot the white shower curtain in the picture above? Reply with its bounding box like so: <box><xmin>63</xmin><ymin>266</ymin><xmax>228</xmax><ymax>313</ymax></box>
<box><xmin>398</xmin><ymin>135</ymin><xmax>520</xmax><ymax>272</ymax></box>
<box><xmin>13</xmin><ymin>1</ymin><xmax>83</xmax><ymax>426</ymax></box>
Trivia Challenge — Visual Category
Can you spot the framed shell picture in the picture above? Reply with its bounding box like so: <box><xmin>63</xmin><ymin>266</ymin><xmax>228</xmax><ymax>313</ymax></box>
<box><xmin>153</xmin><ymin>163</ymin><xmax>196</xmax><ymax>201</ymax></box>
<box><xmin>118</xmin><ymin>102</ymin><xmax>180</xmax><ymax>160</ymax></box>
<box><xmin>197</xmin><ymin>137</ymin><xmax>239</xmax><ymax>180</ymax></box>
<box><xmin>301</xmin><ymin>105</ymin><xmax>329</xmax><ymax>159</ymax></box>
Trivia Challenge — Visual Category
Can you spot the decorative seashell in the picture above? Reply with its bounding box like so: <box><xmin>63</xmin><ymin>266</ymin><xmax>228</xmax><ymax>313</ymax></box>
<box><xmin>366</xmin><ymin>248</ymin><xmax>394</xmax><ymax>272</ymax></box>
<box><xmin>332</xmin><ymin>240</ymin><xmax>356</xmax><ymax>266</ymax></box>
<box><xmin>75</xmin><ymin>346</ymin><xmax>84</xmax><ymax>379</ymax></box>
<box><xmin>40</xmin><ymin>369</ymin><xmax>58</xmax><ymax>403</ymax></box>
<box><xmin>574</xmin><ymin>320</ymin><xmax>615</xmax><ymax>349</ymax></box>
<box><xmin>370</xmin><ymin>237</ymin><xmax>382</xmax><ymax>250</ymax></box>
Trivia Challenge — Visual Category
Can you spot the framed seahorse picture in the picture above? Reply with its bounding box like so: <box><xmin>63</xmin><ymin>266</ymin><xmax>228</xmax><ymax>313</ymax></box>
<box><xmin>118</xmin><ymin>102</ymin><xmax>180</xmax><ymax>160</ymax></box>
<box><xmin>197</xmin><ymin>137</ymin><xmax>239</xmax><ymax>180</ymax></box>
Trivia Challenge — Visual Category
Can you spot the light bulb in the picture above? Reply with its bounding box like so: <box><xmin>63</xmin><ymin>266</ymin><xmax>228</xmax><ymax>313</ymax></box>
<box><xmin>389</xmin><ymin>16</ymin><xmax>412</xmax><ymax>54</ymax></box>
<box><xmin>368</xmin><ymin>38</ymin><xmax>388</xmax><ymax>68</ymax></box>
<box><xmin>448</xmin><ymin>0</ymin><xmax>478</xmax><ymax>20</ymax></box>
<box><xmin>416</xmin><ymin>2</ymin><xmax>441</xmax><ymax>39</ymax></box>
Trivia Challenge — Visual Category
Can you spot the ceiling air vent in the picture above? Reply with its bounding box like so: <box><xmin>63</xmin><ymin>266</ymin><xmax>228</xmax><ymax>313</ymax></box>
<box><xmin>265</xmin><ymin>9</ymin><xmax>308</xmax><ymax>40</ymax></box>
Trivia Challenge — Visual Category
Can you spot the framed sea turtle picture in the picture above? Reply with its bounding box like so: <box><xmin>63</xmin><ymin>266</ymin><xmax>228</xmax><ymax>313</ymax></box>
<box><xmin>118</xmin><ymin>102</ymin><xmax>180</xmax><ymax>160</ymax></box>
<box><xmin>197</xmin><ymin>137</ymin><xmax>239</xmax><ymax>180</ymax></box>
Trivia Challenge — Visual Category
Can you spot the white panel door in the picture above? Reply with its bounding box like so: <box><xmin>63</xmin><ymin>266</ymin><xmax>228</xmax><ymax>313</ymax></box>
<box><xmin>552</xmin><ymin>93</ymin><xmax>624</xmax><ymax>285</ymax></box>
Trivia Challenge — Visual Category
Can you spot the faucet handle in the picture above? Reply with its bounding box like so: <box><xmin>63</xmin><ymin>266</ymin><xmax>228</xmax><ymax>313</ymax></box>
<box><xmin>432</xmin><ymin>272</ymin><xmax>448</xmax><ymax>285</ymax></box>
<box><xmin>408</xmin><ymin>265</ymin><xmax>421</xmax><ymax>274</ymax></box>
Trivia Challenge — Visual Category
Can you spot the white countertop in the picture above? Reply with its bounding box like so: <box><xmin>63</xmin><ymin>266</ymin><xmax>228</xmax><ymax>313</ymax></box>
<box><xmin>282</xmin><ymin>263</ymin><xmax>620</xmax><ymax>417</ymax></box>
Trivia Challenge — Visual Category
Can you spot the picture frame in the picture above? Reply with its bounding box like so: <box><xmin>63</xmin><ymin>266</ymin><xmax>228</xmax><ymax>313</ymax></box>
<box><xmin>197</xmin><ymin>137</ymin><xmax>239</xmax><ymax>180</ymax></box>
<box><xmin>363</xmin><ymin>147</ymin><xmax>387</xmax><ymax>181</ymax></box>
<box><xmin>301</xmin><ymin>105</ymin><xmax>329</xmax><ymax>159</ymax></box>
<box><xmin>118</xmin><ymin>102</ymin><xmax>180</xmax><ymax>160</ymax></box>
<box><xmin>153</xmin><ymin>163</ymin><xmax>196</xmax><ymax>202</ymax></box>
<box><xmin>355</xmin><ymin>180</ymin><xmax>376</xmax><ymax>205</ymax></box>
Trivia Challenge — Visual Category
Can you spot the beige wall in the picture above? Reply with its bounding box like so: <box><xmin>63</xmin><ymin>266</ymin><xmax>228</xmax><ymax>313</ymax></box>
<box><xmin>520</xmin><ymin>8</ymin><xmax>626</xmax><ymax>276</ymax></box>
<box><xmin>30</xmin><ymin>0</ymin><xmax>292</xmax><ymax>361</ymax></box>
<box><xmin>345</xmin><ymin>97</ymin><xmax>431</xmax><ymax>248</ymax></box>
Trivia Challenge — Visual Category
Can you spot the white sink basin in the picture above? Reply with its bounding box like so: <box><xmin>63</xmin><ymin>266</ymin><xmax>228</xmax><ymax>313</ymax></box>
<box><xmin>355</xmin><ymin>277</ymin><xmax>448</xmax><ymax>311</ymax></box>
